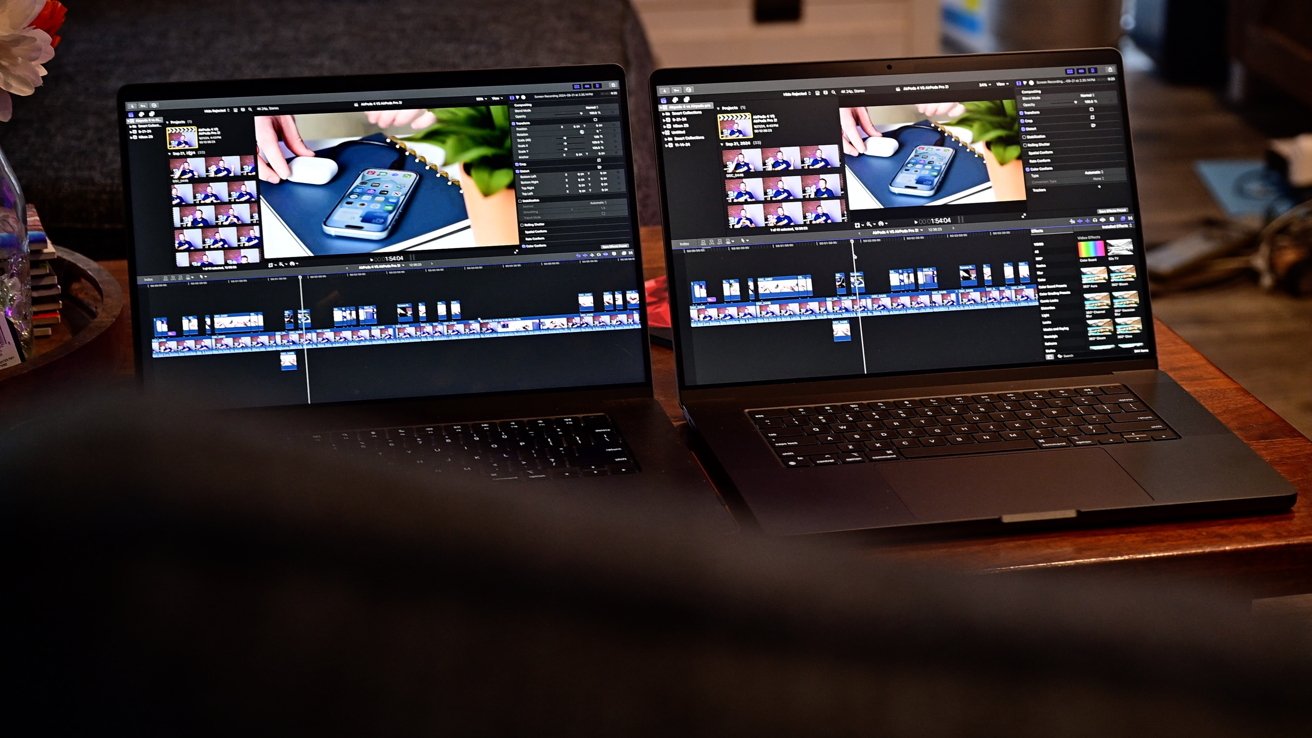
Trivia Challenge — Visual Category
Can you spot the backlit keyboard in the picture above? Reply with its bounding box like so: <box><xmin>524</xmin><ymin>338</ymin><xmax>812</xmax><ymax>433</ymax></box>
<box><xmin>309</xmin><ymin>413</ymin><xmax>639</xmax><ymax>480</ymax></box>
<box><xmin>750</xmin><ymin>384</ymin><xmax>1178</xmax><ymax>468</ymax></box>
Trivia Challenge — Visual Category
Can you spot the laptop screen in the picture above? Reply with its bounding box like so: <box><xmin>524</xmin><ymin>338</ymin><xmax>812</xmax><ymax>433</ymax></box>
<box><xmin>120</xmin><ymin>66</ymin><xmax>647</xmax><ymax>408</ymax></box>
<box><xmin>652</xmin><ymin>50</ymin><xmax>1154</xmax><ymax>389</ymax></box>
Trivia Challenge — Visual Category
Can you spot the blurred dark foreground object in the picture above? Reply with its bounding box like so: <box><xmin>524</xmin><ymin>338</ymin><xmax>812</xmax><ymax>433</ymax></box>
<box><xmin>5</xmin><ymin>388</ymin><xmax>1312</xmax><ymax>736</ymax></box>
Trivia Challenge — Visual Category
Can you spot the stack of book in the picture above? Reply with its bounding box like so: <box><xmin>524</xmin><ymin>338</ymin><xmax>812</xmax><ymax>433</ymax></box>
<box><xmin>25</xmin><ymin>205</ymin><xmax>61</xmax><ymax>338</ymax></box>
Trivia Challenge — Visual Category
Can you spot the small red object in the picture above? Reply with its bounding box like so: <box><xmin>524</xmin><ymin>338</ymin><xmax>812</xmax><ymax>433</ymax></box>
<box><xmin>31</xmin><ymin>1</ymin><xmax>68</xmax><ymax>47</ymax></box>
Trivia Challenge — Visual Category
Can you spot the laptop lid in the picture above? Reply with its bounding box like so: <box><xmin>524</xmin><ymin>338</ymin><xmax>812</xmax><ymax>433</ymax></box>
<box><xmin>651</xmin><ymin>49</ymin><xmax>1157</xmax><ymax>393</ymax></box>
<box><xmin>119</xmin><ymin>65</ymin><xmax>649</xmax><ymax>410</ymax></box>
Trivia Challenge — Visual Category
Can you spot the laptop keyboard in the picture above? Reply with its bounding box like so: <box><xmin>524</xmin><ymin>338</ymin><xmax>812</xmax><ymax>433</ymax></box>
<box><xmin>750</xmin><ymin>384</ymin><xmax>1179</xmax><ymax>468</ymax></box>
<box><xmin>308</xmin><ymin>414</ymin><xmax>639</xmax><ymax>480</ymax></box>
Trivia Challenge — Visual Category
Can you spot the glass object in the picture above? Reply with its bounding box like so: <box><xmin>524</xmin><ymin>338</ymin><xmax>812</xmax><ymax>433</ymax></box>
<box><xmin>0</xmin><ymin>143</ymin><xmax>31</xmax><ymax>362</ymax></box>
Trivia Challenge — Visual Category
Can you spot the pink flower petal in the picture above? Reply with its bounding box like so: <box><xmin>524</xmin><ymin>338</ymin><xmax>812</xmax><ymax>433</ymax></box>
<box><xmin>1</xmin><ymin>0</ymin><xmax>42</xmax><ymax>34</ymax></box>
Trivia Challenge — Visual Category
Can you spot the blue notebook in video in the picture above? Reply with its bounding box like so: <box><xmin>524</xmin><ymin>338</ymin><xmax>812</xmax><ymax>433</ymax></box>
<box><xmin>844</xmin><ymin>120</ymin><xmax>990</xmax><ymax>209</ymax></box>
<box><xmin>259</xmin><ymin>133</ymin><xmax>469</xmax><ymax>256</ymax></box>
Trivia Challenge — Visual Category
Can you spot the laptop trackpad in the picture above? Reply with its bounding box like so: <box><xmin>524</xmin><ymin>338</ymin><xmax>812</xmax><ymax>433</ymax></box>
<box><xmin>880</xmin><ymin>447</ymin><xmax>1153</xmax><ymax>522</ymax></box>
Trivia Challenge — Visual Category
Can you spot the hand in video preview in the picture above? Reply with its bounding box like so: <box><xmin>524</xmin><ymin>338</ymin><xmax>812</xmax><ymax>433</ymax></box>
<box><xmin>839</xmin><ymin>106</ymin><xmax>879</xmax><ymax>156</ymax></box>
<box><xmin>255</xmin><ymin>115</ymin><xmax>315</xmax><ymax>184</ymax></box>
<box><xmin>917</xmin><ymin>101</ymin><xmax>966</xmax><ymax>120</ymax></box>
<box><xmin>256</xmin><ymin>110</ymin><xmax>440</xmax><ymax>183</ymax></box>
<box><xmin>364</xmin><ymin>109</ymin><xmax>437</xmax><ymax>130</ymax></box>
<box><xmin>839</xmin><ymin>103</ymin><xmax>967</xmax><ymax>155</ymax></box>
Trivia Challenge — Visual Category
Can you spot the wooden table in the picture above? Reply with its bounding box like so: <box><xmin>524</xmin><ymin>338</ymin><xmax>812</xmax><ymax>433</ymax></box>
<box><xmin>88</xmin><ymin>228</ymin><xmax>1312</xmax><ymax>599</ymax></box>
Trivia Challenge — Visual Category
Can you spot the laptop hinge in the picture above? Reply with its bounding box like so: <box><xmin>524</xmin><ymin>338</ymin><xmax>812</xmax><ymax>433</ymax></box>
<box><xmin>1001</xmin><ymin>510</ymin><xmax>1078</xmax><ymax>523</ymax></box>
<box><xmin>679</xmin><ymin>359</ymin><xmax>1158</xmax><ymax>407</ymax></box>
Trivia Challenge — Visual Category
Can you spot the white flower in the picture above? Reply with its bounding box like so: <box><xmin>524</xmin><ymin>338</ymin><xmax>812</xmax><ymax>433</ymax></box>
<box><xmin>0</xmin><ymin>0</ymin><xmax>56</xmax><ymax>122</ymax></box>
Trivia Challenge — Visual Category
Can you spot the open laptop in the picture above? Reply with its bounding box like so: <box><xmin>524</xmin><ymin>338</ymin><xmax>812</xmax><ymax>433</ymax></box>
<box><xmin>650</xmin><ymin>48</ymin><xmax>1296</xmax><ymax>536</ymax></box>
<box><xmin>117</xmin><ymin>64</ymin><xmax>730</xmax><ymax>526</ymax></box>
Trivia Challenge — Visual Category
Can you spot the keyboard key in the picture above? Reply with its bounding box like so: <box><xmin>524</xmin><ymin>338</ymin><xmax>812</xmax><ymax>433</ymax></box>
<box><xmin>1106</xmin><ymin>420</ymin><xmax>1169</xmax><ymax>433</ymax></box>
<box><xmin>901</xmin><ymin>439</ymin><xmax>1036</xmax><ymax>458</ymax></box>
<box><xmin>771</xmin><ymin>437</ymin><xmax>818</xmax><ymax>448</ymax></box>
<box><xmin>798</xmin><ymin>444</ymin><xmax>843</xmax><ymax>457</ymax></box>
<box><xmin>1109</xmin><ymin>412</ymin><xmax>1162</xmax><ymax>423</ymax></box>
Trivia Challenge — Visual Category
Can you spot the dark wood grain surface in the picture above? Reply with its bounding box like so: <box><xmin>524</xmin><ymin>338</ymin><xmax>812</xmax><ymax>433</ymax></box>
<box><xmin>93</xmin><ymin>241</ymin><xmax>1312</xmax><ymax>597</ymax></box>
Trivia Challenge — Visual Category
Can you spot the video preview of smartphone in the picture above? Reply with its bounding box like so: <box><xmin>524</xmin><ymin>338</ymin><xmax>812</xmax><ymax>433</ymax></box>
<box><xmin>322</xmin><ymin>168</ymin><xmax>417</xmax><ymax>240</ymax></box>
<box><xmin>888</xmin><ymin>144</ymin><xmax>954</xmax><ymax>197</ymax></box>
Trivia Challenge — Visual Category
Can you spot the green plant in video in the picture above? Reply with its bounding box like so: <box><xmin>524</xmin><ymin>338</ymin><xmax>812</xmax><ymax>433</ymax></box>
<box><xmin>949</xmin><ymin>99</ymin><xmax>1022</xmax><ymax>165</ymax></box>
<box><xmin>409</xmin><ymin>105</ymin><xmax>513</xmax><ymax>196</ymax></box>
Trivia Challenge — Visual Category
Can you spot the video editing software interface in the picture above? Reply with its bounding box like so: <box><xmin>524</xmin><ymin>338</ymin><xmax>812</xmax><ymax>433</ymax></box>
<box><xmin>123</xmin><ymin>74</ymin><xmax>646</xmax><ymax>407</ymax></box>
<box><xmin>655</xmin><ymin>59</ymin><xmax>1152</xmax><ymax>387</ymax></box>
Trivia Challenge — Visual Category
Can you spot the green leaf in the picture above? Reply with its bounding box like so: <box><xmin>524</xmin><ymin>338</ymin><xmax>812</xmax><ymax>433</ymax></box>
<box><xmin>947</xmin><ymin>97</ymin><xmax>1020</xmax><ymax>151</ymax></box>
<box><xmin>992</xmin><ymin>143</ymin><xmax>1022</xmax><ymax>166</ymax></box>
<box><xmin>445</xmin><ymin>145</ymin><xmax>504</xmax><ymax>166</ymax></box>
<box><xmin>974</xmin><ymin>128</ymin><xmax>1010</xmax><ymax>144</ymax></box>
<box><xmin>404</xmin><ymin>105</ymin><xmax>513</xmax><ymax>178</ymax></box>
<box><xmin>469</xmin><ymin>162</ymin><xmax>515</xmax><ymax>197</ymax></box>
